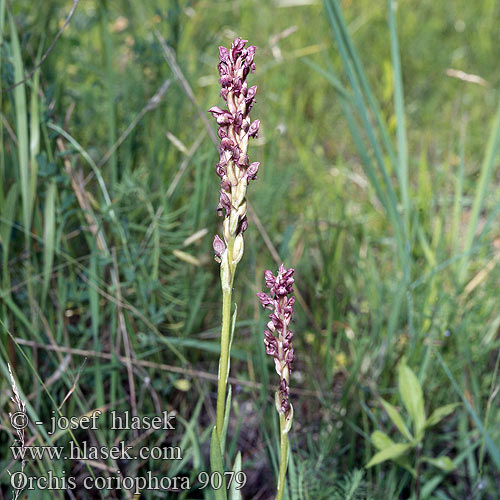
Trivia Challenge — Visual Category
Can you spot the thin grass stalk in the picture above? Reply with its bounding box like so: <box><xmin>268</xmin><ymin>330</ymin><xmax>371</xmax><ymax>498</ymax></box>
<box><xmin>329</xmin><ymin>0</ymin><xmax>398</xmax><ymax>169</ymax></box>
<box><xmin>458</xmin><ymin>100</ymin><xmax>500</xmax><ymax>284</ymax></box>
<box><xmin>9</xmin><ymin>12</ymin><xmax>30</xmax><ymax>241</ymax></box>
<box><xmin>433</xmin><ymin>346</ymin><xmax>500</xmax><ymax>469</ymax></box>
<box><xmin>98</xmin><ymin>0</ymin><xmax>117</xmax><ymax>185</ymax></box>
<box><xmin>0</xmin><ymin>0</ymin><xmax>5</xmax><ymax>189</ymax></box>
<box><xmin>388</xmin><ymin>0</ymin><xmax>409</xmax><ymax>235</ymax></box>
<box><xmin>323</xmin><ymin>0</ymin><xmax>418</xmax><ymax>345</ymax></box>
<box><xmin>323</xmin><ymin>0</ymin><xmax>406</xmax><ymax>267</ymax></box>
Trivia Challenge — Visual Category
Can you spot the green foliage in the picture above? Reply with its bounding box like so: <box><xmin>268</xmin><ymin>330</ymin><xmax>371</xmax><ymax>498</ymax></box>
<box><xmin>1</xmin><ymin>0</ymin><xmax>500</xmax><ymax>499</ymax></box>
<box><xmin>367</xmin><ymin>361</ymin><xmax>459</xmax><ymax>483</ymax></box>
<box><xmin>332</xmin><ymin>469</ymin><xmax>374</xmax><ymax>500</ymax></box>
<box><xmin>289</xmin><ymin>456</ymin><xmax>373</xmax><ymax>500</ymax></box>
<box><xmin>398</xmin><ymin>361</ymin><xmax>426</xmax><ymax>440</ymax></box>
<box><xmin>228</xmin><ymin>452</ymin><xmax>243</xmax><ymax>500</ymax></box>
<box><xmin>210</xmin><ymin>427</ymin><xmax>228</xmax><ymax>500</ymax></box>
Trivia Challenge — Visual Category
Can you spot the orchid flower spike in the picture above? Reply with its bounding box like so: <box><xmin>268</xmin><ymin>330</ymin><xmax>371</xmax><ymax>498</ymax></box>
<box><xmin>257</xmin><ymin>264</ymin><xmax>295</xmax><ymax>421</ymax></box>
<box><xmin>209</xmin><ymin>38</ymin><xmax>260</xmax><ymax>266</ymax></box>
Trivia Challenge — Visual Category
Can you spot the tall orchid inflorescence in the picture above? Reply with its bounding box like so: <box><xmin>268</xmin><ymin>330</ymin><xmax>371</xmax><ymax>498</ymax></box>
<box><xmin>208</xmin><ymin>37</ymin><xmax>297</xmax><ymax>499</ymax></box>
<box><xmin>209</xmin><ymin>38</ymin><xmax>260</xmax><ymax>443</ymax></box>
<box><xmin>258</xmin><ymin>264</ymin><xmax>295</xmax><ymax>500</ymax></box>
<box><xmin>209</xmin><ymin>38</ymin><xmax>260</xmax><ymax>269</ymax></box>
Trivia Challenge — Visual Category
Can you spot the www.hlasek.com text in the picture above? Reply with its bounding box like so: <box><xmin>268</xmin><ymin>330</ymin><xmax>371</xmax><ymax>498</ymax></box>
<box><xmin>11</xmin><ymin>439</ymin><xmax>182</xmax><ymax>461</ymax></box>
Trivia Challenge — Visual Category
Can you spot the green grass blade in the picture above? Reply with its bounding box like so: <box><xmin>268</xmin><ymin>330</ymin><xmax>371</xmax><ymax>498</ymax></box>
<box><xmin>9</xmin><ymin>12</ymin><xmax>30</xmax><ymax>241</ymax></box>
<box><xmin>41</xmin><ymin>181</ymin><xmax>56</xmax><ymax>305</ymax></box>
<box><xmin>323</xmin><ymin>0</ymin><xmax>405</xmax><ymax>265</ymax></box>
<box><xmin>329</xmin><ymin>0</ymin><xmax>398</xmax><ymax>168</ymax></box>
<box><xmin>98</xmin><ymin>1</ymin><xmax>117</xmax><ymax>185</ymax></box>
<box><xmin>433</xmin><ymin>347</ymin><xmax>500</xmax><ymax>469</ymax></box>
<box><xmin>0</xmin><ymin>183</ymin><xmax>17</xmax><ymax>290</ymax></box>
<box><xmin>388</xmin><ymin>0</ymin><xmax>409</xmax><ymax>231</ymax></box>
<box><xmin>302</xmin><ymin>58</ymin><xmax>352</xmax><ymax>100</ymax></box>
<box><xmin>221</xmin><ymin>385</ymin><xmax>232</xmax><ymax>457</ymax></box>
<box><xmin>459</xmin><ymin>100</ymin><xmax>500</xmax><ymax>283</ymax></box>
<box><xmin>228</xmin><ymin>451</ymin><xmax>243</xmax><ymax>500</ymax></box>
<box><xmin>210</xmin><ymin>427</ymin><xmax>228</xmax><ymax>500</ymax></box>
<box><xmin>29</xmin><ymin>48</ymin><xmax>42</xmax><ymax>215</ymax></box>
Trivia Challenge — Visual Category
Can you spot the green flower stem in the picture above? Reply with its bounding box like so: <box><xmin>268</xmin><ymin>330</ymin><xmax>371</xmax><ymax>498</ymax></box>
<box><xmin>216</xmin><ymin>234</ymin><xmax>235</xmax><ymax>439</ymax></box>
<box><xmin>276</xmin><ymin>412</ymin><xmax>289</xmax><ymax>500</ymax></box>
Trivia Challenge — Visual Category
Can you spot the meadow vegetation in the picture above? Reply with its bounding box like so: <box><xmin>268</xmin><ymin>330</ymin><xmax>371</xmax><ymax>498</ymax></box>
<box><xmin>1</xmin><ymin>0</ymin><xmax>499</xmax><ymax>498</ymax></box>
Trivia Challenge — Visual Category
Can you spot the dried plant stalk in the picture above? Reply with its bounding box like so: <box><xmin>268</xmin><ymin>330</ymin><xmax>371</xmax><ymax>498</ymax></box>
<box><xmin>7</xmin><ymin>364</ymin><xmax>27</xmax><ymax>500</ymax></box>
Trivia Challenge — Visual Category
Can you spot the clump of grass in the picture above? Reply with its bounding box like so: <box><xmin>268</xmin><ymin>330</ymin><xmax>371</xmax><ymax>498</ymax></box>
<box><xmin>2</xmin><ymin>1</ymin><xmax>500</xmax><ymax>498</ymax></box>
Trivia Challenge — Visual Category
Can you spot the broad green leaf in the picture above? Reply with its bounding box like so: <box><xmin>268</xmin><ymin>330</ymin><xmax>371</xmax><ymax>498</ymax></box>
<box><xmin>366</xmin><ymin>443</ymin><xmax>411</xmax><ymax>468</ymax></box>
<box><xmin>422</xmin><ymin>456</ymin><xmax>455</xmax><ymax>472</ymax></box>
<box><xmin>371</xmin><ymin>430</ymin><xmax>395</xmax><ymax>450</ymax></box>
<box><xmin>210</xmin><ymin>427</ymin><xmax>227</xmax><ymax>500</ymax></box>
<box><xmin>398</xmin><ymin>362</ymin><xmax>426</xmax><ymax>439</ymax></box>
<box><xmin>371</xmin><ymin>431</ymin><xmax>416</xmax><ymax>476</ymax></box>
<box><xmin>229</xmin><ymin>451</ymin><xmax>242</xmax><ymax>500</ymax></box>
<box><xmin>381</xmin><ymin>399</ymin><xmax>413</xmax><ymax>441</ymax></box>
<box><xmin>425</xmin><ymin>403</ymin><xmax>460</xmax><ymax>428</ymax></box>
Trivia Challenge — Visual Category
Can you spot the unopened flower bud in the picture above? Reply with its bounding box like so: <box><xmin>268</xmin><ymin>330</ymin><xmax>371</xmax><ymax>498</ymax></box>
<box><xmin>257</xmin><ymin>292</ymin><xmax>272</xmax><ymax>309</ymax></box>
<box><xmin>213</xmin><ymin>235</ymin><xmax>226</xmax><ymax>258</ymax></box>
<box><xmin>219</xmin><ymin>191</ymin><xmax>231</xmax><ymax>216</ymax></box>
<box><xmin>246</xmin><ymin>162</ymin><xmax>259</xmax><ymax>180</ymax></box>
<box><xmin>248</xmin><ymin>119</ymin><xmax>260</xmax><ymax>138</ymax></box>
<box><xmin>219</xmin><ymin>46</ymin><xmax>230</xmax><ymax>63</ymax></box>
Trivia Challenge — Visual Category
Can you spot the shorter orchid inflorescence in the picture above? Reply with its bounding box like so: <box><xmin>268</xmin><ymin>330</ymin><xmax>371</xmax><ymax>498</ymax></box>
<box><xmin>258</xmin><ymin>264</ymin><xmax>295</xmax><ymax>421</ymax></box>
<box><xmin>258</xmin><ymin>264</ymin><xmax>296</xmax><ymax>500</ymax></box>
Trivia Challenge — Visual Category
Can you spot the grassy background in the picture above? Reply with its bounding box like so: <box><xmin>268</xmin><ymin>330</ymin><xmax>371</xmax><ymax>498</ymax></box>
<box><xmin>1</xmin><ymin>0</ymin><xmax>500</xmax><ymax>498</ymax></box>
